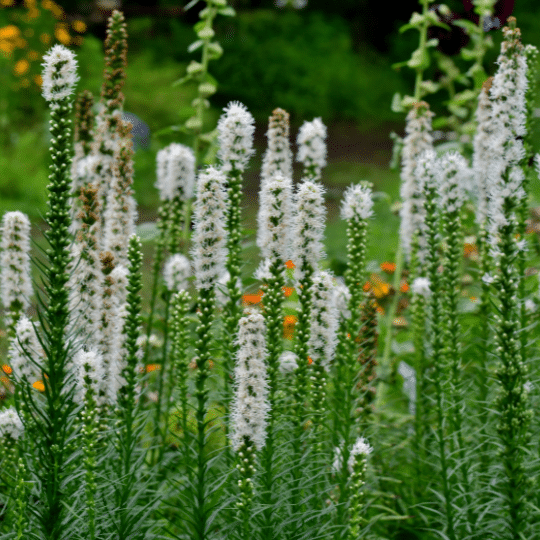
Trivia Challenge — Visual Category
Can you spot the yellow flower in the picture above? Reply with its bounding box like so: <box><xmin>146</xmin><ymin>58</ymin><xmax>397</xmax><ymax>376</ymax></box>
<box><xmin>33</xmin><ymin>74</ymin><xmax>42</xmax><ymax>86</ymax></box>
<box><xmin>0</xmin><ymin>25</ymin><xmax>20</xmax><ymax>40</ymax></box>
<box><xmin>54</xmin><ymin>25</ymin><xmax>70</xmax><ymax>46</ymax></box>
<box><xmin>0</xmin><ymin>41</ymin><xmax>14</xmax><ymax>57</ymax></box>
<box><xmin>27</xmin><ymin>7</ymin><xmax>40</xmax><ymax>20</ymax></box>
<box><xmin>14</xmin><ymin>59</ymin><xmax>30</xmax><ymax>75</ymax></box>
<box><xmin>33</xmin><ymin>380</ymin><xmax>45</xmax><ymax>392</ymax></box>
<box><xmin>27</xmin><ymin>50</ymin><xmax>39</xmax><ymax>61</ymax></box>
<box><xmin>72</xmin><ymin>20</ymin><xmax>86</xmax><ymax>33</ymax></box>
<box><xmin>40</xmin><ymin>32</ymin><xmax>51</xmax><ymax>45</ymax></box>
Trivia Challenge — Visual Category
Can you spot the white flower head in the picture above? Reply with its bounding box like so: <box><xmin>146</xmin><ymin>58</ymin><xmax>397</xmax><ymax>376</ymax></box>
<box><xmin>217</xmin><ymin>101</ymin><xmax>255</xmax><ymax>173</ymax></box>
<box><xmin>1</xmin><ymin>211</ymin><xmax>32</xmax><ymax>317</ymax></box>
<box><xmin>525</xmin><ymin>298</ymin><xmax>536</xmax><ymax>312</ymax></box>
<box><xmin>348</xmin><ymin>436</ymin><xmax>373</xmax><ymax>471</ymax></box>
<box><xmin>9</xmin><ymin>316</ymin><xmax>43</xmax><ymax>380</ymax></box>
<box><xmin>72</xmin><ymin>349</ymin><xmax>103</xmax><ymax>405</ymax></box>
<box><xmin>293</xmin><ymin>180</ymin><xmax>326</xmax><ymax>280</ymax></box>
<box><xmin>297</xmin><ymin>118</ymin><xmax>327</xmax><ymax>181</ymax></box>
<box><xmin>155</xmin><ymin>143</ymin><xmax>196</xmax><ymax>201</ymax></box>
<box><xmin>261</xmin><ymin>108</ymin><xmax>293</xmax><ymax>183</ymax></box>
<box><xmin>164</xmin><ymin>254</ymin><xmax>191</xmax><ymax>292</ymax></box>
<box><xmin>332</xmin><ymin>280</ymin><xmax>351</xmax><ymax>320</ymax></box>
<box><xmin>41</xmin><ymin>44</ymin><xmax>79</xmax><ymax>102</ymax></box>
<box><xmin>309</xmin><ymin>271</ymin><xmax>338</xmax><ymax>369</ymax></box>
<box><xmin>437</xmin><ymin>151</ymin><xmax>468</xmax><ymax>212</ymax></box>
<box><xmin>411</xmin><ymin>277</ymin><xmax>431</xmax><ymax>297</ymax></box>
<box><xmin>279</xmin><ymin>350</ymin><xmax>298</xmax><ymax>374</ymax></box>
<box><xmin>254</xmin><ymin>258</ymin><xmax>272</xmax><ymax>282</ymax></box>
<box><xmin>257</xmin><ymin>174</ymin><xmax>294</xmax><ymax>262</ymax></box>
<box><xmin>191</xmin><ymin>167</ymin><xmax>229</xmax><ymax>290</ymax></box>
<box><xmin>341</xmin><ymin>183</ymin><xmax>374</xmax><ymax>221</ymax></box>
<box><xmin>0</xmin><ymin>407</ymin><xmax>24</xmax><ymax>441</ymax></box>
<box><xmin>230</xmin><ymin>311</ymin><xmax>270</xmax><ymax>451</ymax></box>
<box><xmin>482</xmin><ymin>273</ymin><xmax>495</xmax><ymax>285</ymax></box>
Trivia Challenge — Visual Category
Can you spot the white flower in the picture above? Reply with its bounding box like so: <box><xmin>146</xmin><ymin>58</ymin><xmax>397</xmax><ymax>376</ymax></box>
<box><xmin>331</xmin><ymin>280</ymin><xmax>351</xmax><ymax>320</ymax></box>
<box><xmin>399</xmin><ymin>103</ymin><xmax>434</xmax><ymax>261</ymax></box>
<box><xmin>437</xmin><ymin>151</ymin><xmax>468</xmax><ymax>212</ymax></box>
<box><xmin>293</xmin><ymin>180</ymin><xmax>326</xmax><ymax>280</ymax></box>
<box><xmin>0</xmin><ymin>407</ymin><xmax>24</xmax><ymax>441</ymax></box>
<box><xmin>254</xmin><ymin>259</ymin><xmax>272</xmax><ymax>282</ymax></box>
<box><xmin>9</xmin><ymin>316</ymin><xmax>43</xmax><ymax>380</ymax></box>
<box><xmin>279</xmin><ymin>351</ymin><xmax>298</xmax><ymax>374</ymax></box>
<box><xmin>155</xmin><ymin>143</ymin><xmax>196</xmax><ymax>201</ymax></box>
<box><xmin>297</xmin><ymin>118</ymin><xmax>327</xmax><ymax>181</ymax></box>
<box><xmin>41</xmin><ymin>44</ymin><xmax>79</xmax><ymax>102</ymax></box>
<box><xmin>230</xmin><ymin>311</ymin><xmax>270</xmax><ymax>451</ymax></box>
<box><xmin>191</xmin><ymin>167</ymin><xmax>229</xmax><ymax>290</ymax></box>
<box><xmin>411</xmin><ymin>277</ymin><xmax>431</xmax><ymax>297</ymax></box>
<box><xmin>1</xmin><ymin>211</ymin><xmax>32</xmax><ymax>321</ymax></box>
<box><xmin>309</xmin><ymin>271</ymin><xmax>338</xmax><ymax>369</ymax></box>
<box><xmin>72</xmin><ymin>349</ymin><xmax>103</xmax><ymax>405</ymax></box>
<box><xmin>482</xmin><ymin>273</ymin><xmax>495</xmax><ymax>285</ymax></box>
<box><xmin>348</xmin><ymin>436</ymin><xmax>373</xmax><ymax>470</ymax></box>
<box><xmin>341</xmin><ymin>183</ymin><xmax>374</xmax><ymax>221</ymax></box>
<box><xmin>525</xmin><ymin>299</ymin><xmax>536</xmax><ymax>312</ymax></box>
<box><xmin>257</xmin><ymin>174</ymin><xmax>294</xmax><ymax>262</ymax></box>
<box><xmin>217</xmin><ymin>101</ymin><xmax>255</xmax><ymax>173</ymax></box>
<box><xmin>164</xmin><ymin>254</ymin><xmax>191</xmax><ymax>291</ymax></box>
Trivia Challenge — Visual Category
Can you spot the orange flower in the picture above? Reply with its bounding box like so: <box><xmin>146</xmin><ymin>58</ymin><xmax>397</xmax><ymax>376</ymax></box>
<box><xmin>400</xmin><ymin>281</ymin><xmax>409</xmax><ymax>293</ymax></box>
<box><xmin>393</xmin><ymin>316</ymin><xmax>408</xmax><ymax>327</ymax></box>
<box><xmin>307</xmin><ymin>356</ymin><xmax>313</xmax><ymax>365</ymax></box>
<box><xmin>14</xmin><ymin>59</ymin><xmax>30</xmax><ymax>75</ymax></box>
<box><xmin>470</xmin><ymin>296</ymin><xmax>478</xmax><ymax>303</ymax></box>
<box><xmin>146</xmin><ymin>364</ymin><xmax>161</xmax><ymax>372</ymax></box>
<box><xmin>242</xmin><ymin>290</ymin><xmax>264</xmax><ymax>306</ymax></box>
<box><xmin>1</xmin><ymin>375</ymin><xmax>10</xmax><ymax>386</ymax></box>
<box><xmin>375</xmin><ymin>302</ymin><xmax>384</xmax><ymax>314</ymax></box>
<box><xmin>34</xmin><ymin>74</ymin><xmax>42</xmax><ymax>86</ymax></box>
<box><xmin>285</xmin><ymin>260</ymin><xmax>295</xmax><ymax>270</ymax></box>
<box><xmin>380</xmin><ymin>261</ymin><xmax>396</xmax><ymax>273</ymax></box>
<box><xmin>463</xmin><ymin>243</ymin><xmax>478</xmax><ymax>258</ymax></box>
<box><xmin>369</xmin><ymin>273</ymin><xmax>390</xmax><ymax>298</ymax></box>
<box><xmin>2</xmin><ymin>364</ymin><xmax>12</xmax><ymax>375</ymax></box>
<box><xmin>283</xmin><ymin>315</ymin><xmax>297</xmax><ymax>340</ymax></box>
<box><xmin>282</xmin><ymin>286</ymin><xmax>294</xmax><ymax>298</ymax></box>
<box><xmin>54</xmin><ymin>24</ymin><xmax>70</xmax><ymax>46</ymax></box>
<box><xmin>363</xmin><ymin>281</ymin><xmax>371</xmax><ymax>292</ymax></box>
<box><xmin>0</xmin><ymin>25</ymin><xmax>20</xmax><ymax>40</ymax></box>
<box><xmin>72</xmin><ymin>20</ymin><xmax>87</xmax><ymax>33</ymax></box>
<box><xmin>33</xmin><ymin>380</ymin><xmax>45</xmax><ymax>392</ymax></box>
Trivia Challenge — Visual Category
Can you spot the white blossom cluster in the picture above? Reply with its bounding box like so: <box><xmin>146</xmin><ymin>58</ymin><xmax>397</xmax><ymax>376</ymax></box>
<box><xmin>309</xmin><ymin>271</ymin><xmax>338</xmax><ymax>369</ymax></box>
<box><xmin>0</xmin><ymin>407</ymin><xmax>24</xmax><ymax>441</ymax></box>
<box><xmin>217</xmin><ymin>101</ymin><xmax>255</xmax><ymax>174</ymax></box>
<box><xmin>399</xmin><ymin>103</ymin><xmax>434</xmax><ymax>261</ymax></box>
<box><xmin>485</xmin><ymin>23</ymin><xmax>528</xmax><ymax>256</ymax></box>
<box><xmin>72</xmin><ymin>349</ymin><xmax>103</xmax><ymax>405</ymax></box>
<box><xmin>257</xmin><ymin>174</ymin><xmax>294</xmax><ymax>262</ymax></box>
<box><xmin>0</xmin><ymin>212</ymin><xmax>32</xmax><ymax>320</ymax></box>
<box><xmin>164</xmin><ymin>254</ymin><xmax>191</xmax><ymax>292</ymax></box>
<box><xmin>340</xmin><ymin>183</ymin><xmax>374</xmax><ymax>221</ymax></box>
<box><xmin>437</xmin><ymin>151</ymin><xmax>468</xmax><ymax>214</ymax></box>
<box><xmin>279</xmin><ymin>350</ymin><xmax>298</xmax><ymax>374</ymax></box>
<box><xmin>411</xmin><ymin>277</ymin><xmax>431</xmax><ymax>297</ymax></box>
<box><xmin>332</xmin><ymin>280</ymin><xmax>351</xmax><ymax>321</ymax></box>
<box><xmin>472</xmin><ymin>80</ymin><xmax>494</xmax><ymax>227</ymax></box>
<box><xmin>102</xmin><ymin>126</ymin><xmax>137</xmax><ymax>266</ymax></box>
<box><xmin>155</xmin><ymin>143</ymin><xmax>196</xmax><ymax>201</ymax></box>
<box><xmin>191</xmin><ymin>167</ymin><xmax>229</xmax><ymax>290</ymax></box>
<box><xmin>41</xmin><ymin>44</ymin><xmax>79</xmax><ymax>102</ymax></box>
<box><xmin>9</xmin><ymin>316</ymin><xmax>43</xmax><ymax>380</ymax></box>
<box><xmin>293</xmin><ymin>180</ymin><xmax>326</xmax><ymax>280</ymax></box>
<box><xmin>296</xmin><ymin>118</ymin><xmax>327</xmax><ymax>181</ymax></box>
<box><xmin>230</xmin><ymin>311</ymin><xmax>270</xmax><ymax>451</ymax></box>
<box><xmin>333</xmin><ymin>436</ymin><xmax>373</xmax><ymax>474</ymax></box>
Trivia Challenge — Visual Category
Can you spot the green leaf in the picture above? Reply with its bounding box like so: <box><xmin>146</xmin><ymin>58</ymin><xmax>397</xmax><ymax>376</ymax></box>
<box><xmin>188</xmin><ymin>40</ymin><xmax>204</xmax><ymax>53</ymax></box>
<box><xmin>172</xmin><ymin>74</ymin><xmax>193</xmax><ymax>87</ymax></box>
<box><xmin>391</xmin><ymin>92</ymin><xmax>404</xmax><ymax>113</ymax></box>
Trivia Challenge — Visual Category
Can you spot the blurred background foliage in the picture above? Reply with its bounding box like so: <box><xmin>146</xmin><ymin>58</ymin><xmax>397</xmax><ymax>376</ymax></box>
<box><xmin>1</xmin><ymin>0</ymin><xmax>540</xmax><ymax>272</ymax></box>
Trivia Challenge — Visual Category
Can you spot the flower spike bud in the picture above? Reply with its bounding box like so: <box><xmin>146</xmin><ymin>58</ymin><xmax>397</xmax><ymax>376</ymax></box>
<box><xmin>155</xmin><ymin>143</ymin><xmax>196</xmax><ymax>201</ymax></box>
<box><xmin>230</xmin><ymin>311</ymin><xmax>270</xmax><ymax>452</ymax></box>
<box><xmin>293</xmin><ymin>180</ymin><xmax>326</xmax><ymax>280</ymax></box>
<box><xmin>164</xmin><ymin>254</ymin><xmax>191</xmax><ymax>292</ymax></box>
<box><xmin>217</xmin><ymin>101</ymin><xmax>255</xmax><ymax>173</ymax></box>
<box><xmin>191</xmin><ymin>167</ymin><xmax>229</xmax><ymax>290</ymax></box>
<box><xmin>347</xmin><ymin>436</ymin><xmax>373</xmax><ymax>472</ymax></box>
<box><xmin>1</xmin><ymin>212</ymin><xmax>32</xmax><ymax>330</ymax></box>
<box><xmin>297</xmin><ymin>118</ymin><xmax>327</xmax><ymax>182</ymax></box>
<box><xmin>41</xmin><ymin>44</ymin><xmax>79</xmax><ymax>102</ymax></box>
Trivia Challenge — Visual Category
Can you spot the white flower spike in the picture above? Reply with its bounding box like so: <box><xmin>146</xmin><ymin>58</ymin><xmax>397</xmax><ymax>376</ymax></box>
<box><xmin>41</xmin><ymin>44</ymin><xmax>79</xmax><ymax>102</ymax></box>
